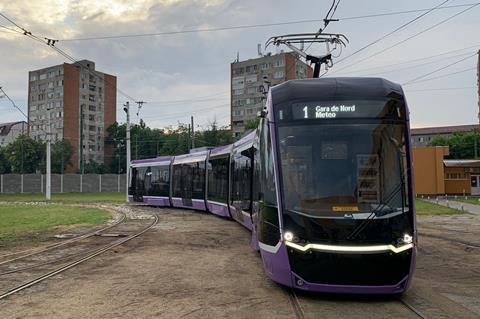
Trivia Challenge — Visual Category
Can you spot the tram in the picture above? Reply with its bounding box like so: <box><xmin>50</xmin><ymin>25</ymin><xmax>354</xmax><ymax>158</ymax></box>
<box><xmin>129</xmin><ymin>77</ymin><xmax>416</xmax><ymax>294</ymax></box>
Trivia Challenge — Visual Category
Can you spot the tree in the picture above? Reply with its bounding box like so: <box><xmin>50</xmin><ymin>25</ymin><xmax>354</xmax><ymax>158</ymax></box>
<box><xmin>83</xmin><ymin>161</ymin><xmax>109</xmax><ymax>174</ymax></box>
<box><xmin>430</xmin><ymin>131</ymin><xmax>480</xmax><ymax>159</ymax></box>
<box><xmin>197</xmin><ymin>121</ymin><xmax>233</xmax><ymax>148</ymax></box>
<box><xmin>4</xmin><ymin>135</ymin><xmax>44</xmax><ymax>173</ymax></box>
<box><xmin>105</xmin><ymin>119</ymin><xmax>234</xmax><ymax>173</ymax></box>
<box><xmin>51</xmin><ymin>139</ymin><xmax>74</xmax><ymax>173</ymax></box>
<box><xmin>244</xmin><ymin>118</ymin><xmax>260</xmax><ymax>132</ymax></box>
<box><xmin>0</xmin><ymin>147</ymin><xmax>11</xmax><ymax>174</ymax></box>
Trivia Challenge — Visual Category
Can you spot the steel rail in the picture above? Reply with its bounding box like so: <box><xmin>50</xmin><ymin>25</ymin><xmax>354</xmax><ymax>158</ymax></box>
<box><xmin>399</xmin><ymin>298</ymin><xmax>428</xmax><ymax>319</ymax></box>
<box><xmin>0</xmin><ymin>213</ymin><xmax>158</xmax><ymax>300</ymax></box>
<box><xmin>419</xmin><ymin>232</ymin><xmax>480</xmax><ymax>249</ymax></box>
<box><xmin>287</xmin><ymin>289</ymin><xmax>307</xmax><ymax>319</ymax></box>
<box><xmin>0</xmin><ymin>212</ymin><xmax>127</xmax><ymax>264</ymax></box>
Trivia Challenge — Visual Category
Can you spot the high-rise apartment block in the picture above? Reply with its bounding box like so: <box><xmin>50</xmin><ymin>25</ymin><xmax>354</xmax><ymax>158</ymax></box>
<box><xmin>28</xmin><ymin>60</ymin><xmax>116</xmax><ymax>172</ymax></box>
<box><xmin>230</xmin><ymin>52</ymin><xmax>313</xmax><ymax>137</ymax></box>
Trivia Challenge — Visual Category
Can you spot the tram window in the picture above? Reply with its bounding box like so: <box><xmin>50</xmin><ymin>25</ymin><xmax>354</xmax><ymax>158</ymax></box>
<box><xmin>191</xmin><ymin>161</ymin><xmax>206</xmax><ymax>200</ymax></box>
<box><xmin>260</xmin><ymin>119</ymin><xmax>277</xmax><ymax>206</ymax></box>
<box><xmin>231</xmin><ymin>149</ymin><xmax>252</xmax><ymax>211</ymax></box>
<box><xmin>207</xmin><ymin>156</ymin><xmax>229</xmax><ymax>203</ymax></box>
<box><xmin>172</xmin><ymin>161</ymin><xmax>205</xmax><ymax>200</ymax></box>
<box><xmin>172</xmin><ymin>164</ymin><xmax>187</xmax><ymax>198</ymax></box>
<box><xmin>149</xmin><ymin>165</ymin><xmax>170</xmax><ymax>197</ymax></box>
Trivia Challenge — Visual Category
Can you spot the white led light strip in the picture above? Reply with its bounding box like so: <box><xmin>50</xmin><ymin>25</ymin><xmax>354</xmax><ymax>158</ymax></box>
<box><xmin>285</xmin><ymin>241</ymin><xmax>413</xmax><ymax>254</ymax></box>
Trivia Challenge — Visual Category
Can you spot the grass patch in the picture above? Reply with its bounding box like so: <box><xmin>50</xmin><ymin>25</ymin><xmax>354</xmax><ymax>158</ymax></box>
<box><xmin>415</xmin><ymin>199</ymin><xmax>464</xmax><ymax>216</ymax></box>
<box><xmin>0</xmin><ymin>192</ymin><xmax>125</xmax><ymax>204</ymax></box>
<box><xmin>0</xmin><ymin>204</ymin><xmax>111</xmax><ymax>243</ymax></box>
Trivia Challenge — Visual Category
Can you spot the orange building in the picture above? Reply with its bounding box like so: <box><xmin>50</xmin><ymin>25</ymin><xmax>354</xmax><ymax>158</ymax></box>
<box><xmin>413</xmin><ymin>146</ymin><xmax>480</xmax><ymax>195</ymax></box>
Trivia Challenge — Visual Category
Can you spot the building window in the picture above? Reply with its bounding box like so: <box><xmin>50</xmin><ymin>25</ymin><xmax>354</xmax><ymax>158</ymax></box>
<box><xmin>260</xmin><ymin>63</ymin><xmax>270</xmax><ymax>70</ymax></box>
<box><xmin>233</xmin><ymin>89</ymin><xmax>244</xmax><ymax>96</ymax></box>
<box><xmin>245</xmin><ymin>65</ymin><xmax>257</xmax><ymax>73</ymax></box>
<box><xmin>275</xmin><ymin>59</ymin><xmax>285</xmax><ymax>67</ymax></box>
<box><xmin>273</xmin><ymin>71</ymin><xmax>284</xmax><ymax>79</ymax></box>
<box><xmin>30</xmin><ymin>75</ymin><xmax>37</xmax><ymax>81</ymax></box>
<box><xmin>233</xmin><ymin>67</ymin><xmax>244</xmax><ymax>75</ymax></box>
<box><xmin>232</xmin><ymin>76</ymin><xmax>245</xmax><ymax>89</ymax></box>
<box><xmin>39</xmin><ymin>74</ymin><xmax>47</xmax><ymax>80</ymax></box>
<box><xmin>446</xmin><ymin>173</ymin><xmax>467</xmax><ymax>180</ymax></box>
<box><xmin>246</xmin><ymin>87</ymin><xmax>256</xmax><ymax>94</ymax></box>
<box><xmin>245</xmin><ymin>74</ymin><xmax>257</xmax><ymax>84</ymax></box>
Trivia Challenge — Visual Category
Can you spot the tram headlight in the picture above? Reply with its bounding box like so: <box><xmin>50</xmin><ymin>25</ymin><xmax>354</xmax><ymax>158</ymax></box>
<box><xmin>403</xmin><ymin>234</ymin><xmax>413</xmax><ymax>244</ymax></box>
<box><xmin>284</xmin><ymin>231</ymin><xmax>294</xmax><ymax>242</ymax></box>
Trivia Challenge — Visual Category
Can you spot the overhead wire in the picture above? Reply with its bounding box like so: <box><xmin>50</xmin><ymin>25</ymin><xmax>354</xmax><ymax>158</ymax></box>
<box><xmin>402</xmin><ymin>53</ymin><xmax>477</xmax><ymax>85</ymax></box>
<box><xmin>332</xmin><ymin>0</ymin><xmax>452</xmax><ymax>67</ymax></box>
<box><xmin>403</xmin><ymin>67</ymin><xmax>477</xmax><ymax>85</ymax></box>
<box><xmin>331</xmin><ymin>2</ymin><xmax>480</xmax><ymax>74</ymax></box>
<box><xmin>332</xmin><ymin>44</ymin><xmax>480</xmax><ymax>75</ymax></box>
<box><xmin>0</xmin><ymin>12</ymin><xmax>139</xmax><ymax>104</ymax></box>
<box><xmin>44</xmin><ymin>3</ymin><xmax>478</xmax><ymax>43</ymax></box>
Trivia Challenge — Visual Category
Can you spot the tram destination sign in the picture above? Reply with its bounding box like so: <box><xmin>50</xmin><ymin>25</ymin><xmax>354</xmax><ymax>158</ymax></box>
<box><xmin>293</xmin><ymin>103</ymin><xmax>356</xmax><ymax>119</ymax></box>
<box><xmin>277</xmin><ymin>100</ymin><xmax>405</xmax><ymax>121</ymax></box>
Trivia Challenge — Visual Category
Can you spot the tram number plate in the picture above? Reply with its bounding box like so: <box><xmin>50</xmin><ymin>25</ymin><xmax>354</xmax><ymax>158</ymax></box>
<box><xmin>332</xmin><ymin>206</ymin><xmax>359</xmax><ymax>212</ymax></box>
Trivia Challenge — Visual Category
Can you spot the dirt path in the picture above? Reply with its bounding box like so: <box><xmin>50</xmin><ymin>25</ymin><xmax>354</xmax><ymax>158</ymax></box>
<box><xmin>0</xmin><ymin>206</ymin><xmax>479</xmax><ymax>318</ymax></box>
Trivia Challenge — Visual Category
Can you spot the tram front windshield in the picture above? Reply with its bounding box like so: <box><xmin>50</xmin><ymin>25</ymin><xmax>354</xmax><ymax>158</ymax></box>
<box><xmin>277</xmin><ymin>101</ymin><xmax>410</xmax><ymax>220</ymax></box>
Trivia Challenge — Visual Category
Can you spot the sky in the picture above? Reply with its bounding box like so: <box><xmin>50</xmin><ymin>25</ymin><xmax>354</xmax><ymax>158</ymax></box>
<box><xmin>0</xmin><ymin>0</ymin><xmax>479</xmax><ymax>130</ymax></box>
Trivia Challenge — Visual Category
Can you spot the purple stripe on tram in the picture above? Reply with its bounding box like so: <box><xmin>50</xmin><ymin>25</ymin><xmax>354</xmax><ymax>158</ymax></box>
<box><xmin>144</xmin><ymin>197</ymin><xmax>170</xmax><ymax>207</ymax></box>
<box><xmin>171</xmin><ymin>198</ymin><xmax>206</xmax><ymax>211</ymax></box>
<box><xmin>289</xmin><ymin>272</ymin><xmax>410</xmax><ymax>294</ymax></box>
<box><xmin>207</xmin><ymin>201</ymin><xmax>230</xmax><ymax>218</ymax></box>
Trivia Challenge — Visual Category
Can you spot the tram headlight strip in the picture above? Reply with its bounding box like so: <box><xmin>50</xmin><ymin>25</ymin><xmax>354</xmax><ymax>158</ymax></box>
<box><xmin>285</xmin><ymin>241</ymin><xmax>414</xmax><ymax>254</ymax></box>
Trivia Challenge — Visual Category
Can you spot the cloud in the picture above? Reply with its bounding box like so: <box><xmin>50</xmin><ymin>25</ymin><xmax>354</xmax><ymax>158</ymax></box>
<box><xmin>0</xmin><ymin>0</ymin><xmax>478</xmax><ymax>130</ymax></box>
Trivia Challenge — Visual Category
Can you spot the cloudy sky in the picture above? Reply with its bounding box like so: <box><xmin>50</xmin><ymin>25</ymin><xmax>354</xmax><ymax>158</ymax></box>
<box><xmin>0</xmin><ymin>0</ymin><xmax>478</xmax><ymax>130</ymax></box>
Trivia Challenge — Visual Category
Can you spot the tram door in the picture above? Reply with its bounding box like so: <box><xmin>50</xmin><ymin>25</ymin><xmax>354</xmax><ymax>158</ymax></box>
<box><xmin>471</xmin><ymin>175</ymin><xmax>480</xmax><ymax>195</ymax></box>
<box><xmin>230</xmin><ymin>148</ymin><xmax>253</xmax><ymax>223</ymax></box>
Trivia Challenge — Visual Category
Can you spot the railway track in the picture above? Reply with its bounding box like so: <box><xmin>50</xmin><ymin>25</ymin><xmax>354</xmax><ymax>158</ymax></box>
<box><xmin>419</xmin><ymin>232</ymin><xmax>480</xmax><ymax>249</ymax></box>
<box><xmin>287</xmin><ymin>288</ymin><xmax>429</xmax><ymax>319</ymax></box>
<box><xmin>287</xmin><ymin>289</ymin><xmax>307</xmax><ymax>319</ymax></box>
<box><xmin>0</xmin><ymin>213</ymin><xmax>158</xmax><ymax>300</ymax></box>
<box><xmin>399</xmin><ymin>298</ymin><xmax>428</xmax><ymax>319</ymax></box>
<box><xmin>0</xmin><ymin>211</ymin><xmax>127</xmax><ymax>263</ymax></box>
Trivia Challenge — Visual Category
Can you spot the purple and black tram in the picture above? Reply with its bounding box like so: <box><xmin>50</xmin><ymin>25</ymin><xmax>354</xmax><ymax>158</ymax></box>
<box><xmin>128</xmin><ymin>77</ymin><xmax>416</xmax><ymax>294</ymax></box>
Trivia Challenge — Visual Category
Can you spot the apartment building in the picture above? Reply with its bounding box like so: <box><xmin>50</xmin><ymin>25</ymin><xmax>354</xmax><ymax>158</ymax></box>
<box><xmin>230</xmin><ymin>52</ymin><xmax>313</xmax><ymax>137</ymax></box>
<box><xmin>28</xmin><ymin>60</ymin><xmax>116</xmax><ymax>172</ymax></box>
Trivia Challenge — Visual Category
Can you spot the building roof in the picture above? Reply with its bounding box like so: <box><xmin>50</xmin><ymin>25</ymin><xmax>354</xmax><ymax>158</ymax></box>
<box><xmin>444</xmin><ymin>159</ymin><xmax>480</xmax><ymax>167</ymax></box>
<box><xmin>411</xmin><ymin>124</ymin><xmax>480</xmax><ymax>136</ymax></box>
<box><xmin>0</xmin><ymin>121</ymin><xmax>27</xmax><ymax>136</ymax></box>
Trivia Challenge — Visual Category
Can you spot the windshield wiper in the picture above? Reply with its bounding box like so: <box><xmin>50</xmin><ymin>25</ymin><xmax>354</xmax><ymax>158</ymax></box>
<box><xmin>346</xmin><ymin>181</ymin><xmax>404</xmax><ymax>240</ymax></box>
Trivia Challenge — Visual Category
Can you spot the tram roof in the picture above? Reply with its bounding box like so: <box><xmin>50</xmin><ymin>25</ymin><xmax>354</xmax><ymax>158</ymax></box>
<box><xmin>173</xmin><ymin>150</ymin><xmax>209</xmax><ymax>164</ymax></box>
<box><xmin>131</xmin><ymin>156</ymin><xmax>172</xmax><ymax>167</ymax></box>
<box><xmin>271</xmin><ymin>77</ymin><xmax>404</xmax><ymax>104</ymax></box>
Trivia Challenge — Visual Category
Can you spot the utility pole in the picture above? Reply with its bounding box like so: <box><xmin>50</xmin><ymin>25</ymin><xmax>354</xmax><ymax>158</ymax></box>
<box><xmin>79</xmin><ymin>104</ymin><xmax>84</xmax><ymax>174</ymax></box>
<box><xmin>191</xmin><ymin>116</ymin><xmax>195</xmax><ymax>149</ymax></box>
<box><xmin>124</xmin><ymin>102</ymin><xmax>131</xmax><ymax>202</ymax></box>
<box><xmin>46</xmin><ymin>110</ymin><xmax>51</xmax><ymax>200</ymax></box>
<box><xmin>477</xmin><ymin>49</ymin><xmax>480</xmax><ymax>124</ymax></box>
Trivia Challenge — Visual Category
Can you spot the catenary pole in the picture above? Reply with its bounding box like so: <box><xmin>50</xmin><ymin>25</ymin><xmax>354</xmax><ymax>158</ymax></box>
<box><xmin>46</xmin><ymin>110</ymin><xmax>51</xmax><ymax>200</ymax></box>
<box><xmin>191</xmin><ymin>116</ymin><xmax>195</xmax><ymax>149</ymax></box>
<box><xmin>124</xmin><ymin>102</ymin><xmax>131</xmax><ymax>202</ymax></box>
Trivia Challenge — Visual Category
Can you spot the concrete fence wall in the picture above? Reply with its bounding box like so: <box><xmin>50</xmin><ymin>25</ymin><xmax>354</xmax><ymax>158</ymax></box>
<box><xmin>0</xmin><ymin>174</ymin><xmax>126</xmax><ymax>194</ymax></box>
